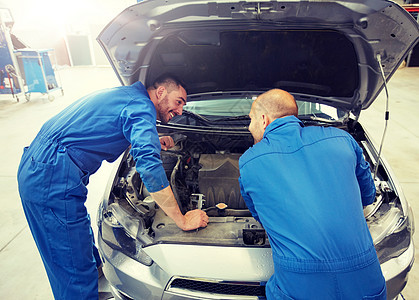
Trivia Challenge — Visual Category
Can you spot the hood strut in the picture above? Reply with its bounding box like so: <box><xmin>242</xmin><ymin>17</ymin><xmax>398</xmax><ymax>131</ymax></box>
<box><xmin>372</xmin><ymin>54</ymin><xmax>390</xmax><ymax>180</ymax></box>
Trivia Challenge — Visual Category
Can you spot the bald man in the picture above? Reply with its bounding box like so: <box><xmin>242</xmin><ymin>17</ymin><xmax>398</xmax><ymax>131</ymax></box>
<box><xmin>239</xmin><ymin>89</ymin><xmax>386</xmax><ymax>299</ymax></box>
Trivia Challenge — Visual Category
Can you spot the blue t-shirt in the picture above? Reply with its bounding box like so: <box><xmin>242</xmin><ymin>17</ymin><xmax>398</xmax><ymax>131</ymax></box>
<box><xmin>35</xmin><ymin>81</ymin><xmax>168</xmax><ymax>193</ymax></box>
<box><xmin>239</xmin><ymin>116</ymin><xmax>378</xmax><ymax>286</ymax></box>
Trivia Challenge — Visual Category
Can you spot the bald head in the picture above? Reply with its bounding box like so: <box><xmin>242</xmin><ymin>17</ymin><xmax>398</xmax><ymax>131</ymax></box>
<box><xmin>254</xmin><ymin>89</ymin><xmax>298</xmax><ymax>120</ymax></box>
<box><xmin>248</xmin><ymin>89</ymin><xmax>298</xmax><ymax>144</ymax></box>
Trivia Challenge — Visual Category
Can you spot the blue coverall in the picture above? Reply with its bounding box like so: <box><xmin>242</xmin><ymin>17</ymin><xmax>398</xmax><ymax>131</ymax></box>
<box><xmin>239</xmin><ymin>116</ymin><xmax>386</xmax><ymax>300</ymax></box>
<box><xmin>17</xmin><ymin>82</ymin><xmax>169</xmax><ymax>299</ymax></box>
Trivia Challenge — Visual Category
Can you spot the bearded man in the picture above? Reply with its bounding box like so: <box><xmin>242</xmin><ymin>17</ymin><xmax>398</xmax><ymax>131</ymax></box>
<box><xmin>17</xmin><ymin>74</ymin><xmax>208</xmax><ymax>299</ymax></box>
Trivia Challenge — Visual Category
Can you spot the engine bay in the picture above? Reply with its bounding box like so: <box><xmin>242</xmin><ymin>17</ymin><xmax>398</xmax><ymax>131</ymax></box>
<box><xmin>104</xmin><ymin>120</ymin><xmax>401</xmax><ymax>248</ymax></box>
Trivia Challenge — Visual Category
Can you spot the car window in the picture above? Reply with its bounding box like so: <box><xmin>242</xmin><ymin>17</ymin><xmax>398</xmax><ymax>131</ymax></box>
<box><xmin>184</xmin><ymin>97</ymin><xmax>342</xmax><ymax>122</ymax></box>
<box><xmin>185</xmin><ymin>98</ymin><xmax>254</xmax><ymax>118</ymax></box>
<box><xmin>297</xmin><ymin>101</ymin><xmax>341</xmax><ymax>121</ymax></box>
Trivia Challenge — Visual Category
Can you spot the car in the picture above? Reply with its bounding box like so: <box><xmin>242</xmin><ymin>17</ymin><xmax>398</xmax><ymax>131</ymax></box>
<box><xmin>96</xmin><ymin>1</ymin><xmax>418</xmax><ymax>299</ymax></box>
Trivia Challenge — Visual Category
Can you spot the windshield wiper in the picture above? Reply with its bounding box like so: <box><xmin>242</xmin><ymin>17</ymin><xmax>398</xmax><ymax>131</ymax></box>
<box><xmin>298</xmin><ymin>115</ymin><xmax>343</xmax><ymax>125</ymax></box>
<box><xmin>182</xmin><ymin>110</ymin><xmax>210</xmax><ymax>122</ymax></box>
<box><xmin>213</xmin><ymin>115</ymin><xmax>250</xmax><ymax>122</ymax></box>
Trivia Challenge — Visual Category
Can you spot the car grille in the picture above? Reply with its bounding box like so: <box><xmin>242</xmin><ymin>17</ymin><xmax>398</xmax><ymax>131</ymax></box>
<box><xmin>168</xmin><ymin>278</ymin><xmax>266</xmax><ymax>297</ymax></box>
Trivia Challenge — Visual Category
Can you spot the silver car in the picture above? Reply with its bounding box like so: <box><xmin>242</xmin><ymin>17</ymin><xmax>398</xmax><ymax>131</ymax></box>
<box><xmin>96</xmin><ymin>1</ymin><xmax>418</xmax><ymax>299</ymax></box>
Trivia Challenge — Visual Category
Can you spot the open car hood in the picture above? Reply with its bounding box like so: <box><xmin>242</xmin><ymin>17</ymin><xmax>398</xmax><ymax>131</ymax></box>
<box><xmin>98</xmin><ymin>0</ymin><xmax>419</xmax><ymax>114</ymax></box>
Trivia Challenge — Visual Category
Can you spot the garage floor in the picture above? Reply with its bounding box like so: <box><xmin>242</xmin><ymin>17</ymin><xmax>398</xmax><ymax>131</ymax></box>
<box><xmin>0</xmin><ymin>66</ymin><xmax>417</xmax><ymax>299</ymax></box>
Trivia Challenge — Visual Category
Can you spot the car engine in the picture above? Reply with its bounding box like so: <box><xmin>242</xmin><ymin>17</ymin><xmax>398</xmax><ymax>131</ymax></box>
<box><xmin>105</xmin><ymin>121</ymin><xmax>404</xmax><ymax>249</ymax></box>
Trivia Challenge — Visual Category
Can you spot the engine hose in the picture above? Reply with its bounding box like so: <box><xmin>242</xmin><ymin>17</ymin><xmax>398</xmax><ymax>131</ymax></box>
<box><xmin>170</xmin><ymin>156</ymin><xmax>184</xmax><ymax>212</ymax></box>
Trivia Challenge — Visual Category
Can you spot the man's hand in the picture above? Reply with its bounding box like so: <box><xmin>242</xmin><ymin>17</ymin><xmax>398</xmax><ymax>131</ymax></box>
<box><xmin>159</xmin><ymin>136</ymin><xmax>175</xmax><ymax>151</ymax></box>
<box><xmin>178</xmin><ymin>209</ymin><xmax>209</xmax><ymax>231</ymax></box>
<box><xmin>150</xmin><ymin>186</ymin><xmax>208</xmax><ymax>231</ymax></box>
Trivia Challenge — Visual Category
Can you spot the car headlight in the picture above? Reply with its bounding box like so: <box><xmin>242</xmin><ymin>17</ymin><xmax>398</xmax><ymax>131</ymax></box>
<box><xmin>367</xmin><ymin>195</ymin><xmax>414</xmax><ymax>265</ymax></box>
<box><xmin>99</xmin><ymin>202</ymin><xmax>154</xmax><ymax>266</ymax></box>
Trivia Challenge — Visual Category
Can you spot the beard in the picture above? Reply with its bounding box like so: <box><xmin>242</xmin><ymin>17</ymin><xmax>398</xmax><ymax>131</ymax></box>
<box><xmin>156</xmin><ymin>95</ymin><xmax>171</xmax><ymax>124</ymax></box>
<box><xmin>252</xmin><ymin>135</ymin><xmax>262</xmax><ymax>145</ymax></box>
<box><xmin>250</xmin><ymin>126</ymin><xmax>263</xmax><ymax>144</ymax></box>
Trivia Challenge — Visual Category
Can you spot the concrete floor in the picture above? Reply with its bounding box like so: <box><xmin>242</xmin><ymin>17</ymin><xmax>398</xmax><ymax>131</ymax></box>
<box><xmin>0</xmin><ymin>66</ymin><xmax>418</xmax><ymax>299</ymax></box>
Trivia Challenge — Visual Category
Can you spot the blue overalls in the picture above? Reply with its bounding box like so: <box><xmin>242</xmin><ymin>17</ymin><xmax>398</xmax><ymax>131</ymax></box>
<box><xmin>239</xmin><ymin>116</ymin><xmax>386</xmax><ymax>300</ymax></box>
<box><xmin>17</xmin><ymin>82</ymin><xmax>169</xmax><ymax>299</ymax></box>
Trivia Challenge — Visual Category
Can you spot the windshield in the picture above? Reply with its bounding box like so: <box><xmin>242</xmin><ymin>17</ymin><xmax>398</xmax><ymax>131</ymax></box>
<box><xmin>182</xmin><ymin>96</ymin><xmax>344</xmax><ymax>123</ymax></box>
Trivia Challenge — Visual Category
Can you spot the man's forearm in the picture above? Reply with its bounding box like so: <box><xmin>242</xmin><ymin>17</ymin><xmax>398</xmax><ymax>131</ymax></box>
<box><xmin>150</xmin><ymin>186</ymin><xmax>186</xmax><ymax>228</ymax></box>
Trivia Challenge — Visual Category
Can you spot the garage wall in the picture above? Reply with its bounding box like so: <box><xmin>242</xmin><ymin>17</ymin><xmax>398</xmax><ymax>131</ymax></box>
<box><xmin>2</xmin><ymin>0</ymin><xmax>136</xmax><ymax>67</ymax></box>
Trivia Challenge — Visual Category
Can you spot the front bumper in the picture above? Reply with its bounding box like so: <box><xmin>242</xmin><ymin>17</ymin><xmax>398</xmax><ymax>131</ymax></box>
<box><xmin>381</xmin><ymin>241</ymin><xmax>415</xmax><ymax>300</ymax></box>
<box><xmin>98</xmin><ymin>234</ymin><xmax>169</xmax><ymax>300</ymax></box>
<box><xmin>99</xmin><ymin>230</ymin><xmax>414</xmax><ymax>300</ymax></box>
